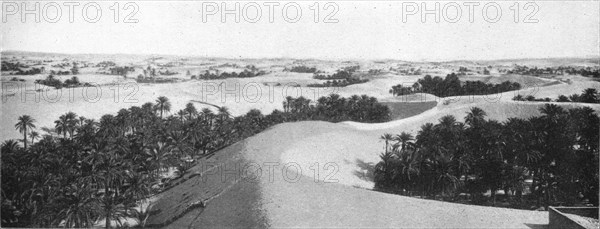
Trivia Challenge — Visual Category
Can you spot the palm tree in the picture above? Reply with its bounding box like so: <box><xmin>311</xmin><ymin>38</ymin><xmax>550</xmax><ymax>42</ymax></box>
<box><xmin>540</xmin><ymin>104</ymin><xmax>565</xmax><ymax>121</ymax></box>
<box><xmin>15</xmin><ymin>115</ymin><xmax>36</xmax><ymax>149</ymax></box>
<box><xmin>380</xmin><ymin>133</ymin><xmax>394</xmax><ymax>153</ymax></box>
<box><xmin>465</xmin><ymin>107</ymin><xmax>486</xmax><ymax>126</ymax></box>
<box><xmin>283</xmin><ymin>96</ymin><xmax>293</xmax><ymax>112</ymax></box>
<box><xmin>123</xmin><ymin>172</ymin><xmax>152</xmax><ymax>227</ymax></box>
<box><xmin>146</xmin><ymin>142</ymin><xmax>174</xmax><ymax>177</ymax></box>
<box><xmin>155</xmin><ymin>96</ymin><xmax>171</xmax><ymax>118</ymax></box>
<box><xmin>394</xmin><ymin>132</ymin><xmax>414</xmax><ymax>152</ymax></box>
<box><xmin>580</xmin><ymin>88</ymin><xmax>599</xmax><ymax>103</ymax></box>
<box><xmin>185</xmin><ymin>103</ymin><xmax>198</xmax><ymax>120</ymax></box>
<box><xmin>217</xmin><ymin>106</ymin><xmax>230</xmax><ymax>122</ymax></box>
<box><xmin>29</xmin><ymin>131</ymin><xmax>40</xmax><ymax>144</ymax></box>
<box><xmin>373</xmin><ymin>151</ymin><xmax>395</xmax><ymax>190</ymax></box>
<box><xmin>176</xmin><ymin>110</ymin><xmax>187</xmax><ymax>122</ymax></box>
<box><xmin>201</xmin><ymin>108</ymin><xmax>213</xmax><ymax>124</ymax></box>
<box><xmin>53</xmin><ymin>184</ymin><xmax>101</xmax><ymax>228</ymax></box>
<box><xmin>1</xmin><ymin>139</ymin><xmax>21</xmax><ymax>153</ymax></box>
<box><xmin>55</xmin><ymin>114</ymin><xmax>69</xmax><ymax>139</ymax></box>
<box><xmin>65</xmin><ymin>111</ymin><xmax>78</xmax><ymax>138</ymax></box>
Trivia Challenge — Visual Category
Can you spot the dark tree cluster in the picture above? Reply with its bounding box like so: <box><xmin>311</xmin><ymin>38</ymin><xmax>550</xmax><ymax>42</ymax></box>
<box><xmin>368</xmin><ymin>69</ymin><xmax>383</xmax><ymax>74</ymax></box>
<box><xmin>313</xmin><ymin>70</ymin><xmax>353</xmax><ymax>80</ymax></box>
<box><xmin>51</xmin><ymin>62</ymin><xmax>72</xmax><ymax>68</ymax></box>
<box><xmin>342</xmin><ymin>65</ymin><xmax>360</xmax><ymax>72</ymax></box>
<box><xmin>4</xmin><ymin>65</ymin><xmax>44</xmax><ymax>75</ymax></box>
<box><xmin>35</xmin><ymin>75</ymin><xmax>89</xmax><ymax>89</ymax></box>
<box><xmin>310</xmin><ymin>68</ymin><xmax>369</xmax><ymax>87</ymax></box>
<box><xmin>506</xmin><ymin>65</ymin><xmax>557</xmax><ymax>75</ymax></box>
<box><xmin>108</xmin><ymin>66</ymin><xmax>135</xmax><ymax>76</ymax></box>
<box><xmin>513</xmin><ymin>88</ymin><xmax>599</xmax><ymax>104</ymax></box>
<box><xmin>196</xmin><ymin>69</ymin><xmax>265</xmax><ymax>80</ymax></box>
<box><xmin>286</xmin><ymin>65</ymin><xmax>317</xmax><ymax>73</ymax></box>
<box><xmin>49</xmin><ymin>70</ymin><xmax>71</xmax><ymax>75</ymax></box>
<box><xmin>504</xmin><ymin>65</ymin><xmax>600</xmax><ymax>78</ymax></box>
<box><xmin>10</xmin><ymin>77</ymin><xmax>25</xmax><ymax>82</ymax></box>
<box><xmin>307</xmin><ymin>77</ymin><xmax>369</xmax><ymax>87</ymax></box>
<box><xmin>70</xmin><ymin>63</ymin><xmax>80</xmax><ymax>75</ymax></box>
<box><xmin>390</xmin><ymin>74</ymin><xmax>521</xmax><ymax>97</ymax></box>
<box><xmin>95</xmin><ymin>61</ymin><xmax>117</xmax><ymax>68</ymax></box>
<box><xmin>158</xmin><ymin>70</ymin><xmax>178</xmax><ymax>76</ymax></box>
<box><xmin>136</xmin><ymin>76</ymin><xmax>176</xmax><ymax>84</ymax></box>
<box><xmin>397</xmin><ymin>67</ymin><xmax>422</xmax><ymax>75</ymax></box>
<box><xmin>565</xmin><ymin>67</ymin><xmax>600</xmax><ymax>78</ymax></box>
<box><xmin>282</xmin><ymin>94</ymin><xmax>390</xmax><ymax>123</ymax></box>
<box><xmin>374</xmin><ymin>105</ymin><xmax>599</xmax><ymax>209</ymax></box>
<box><xmin>1</xmin><ymin>61</ymin><xmax>28</xmax><ymax>71</ymax></box>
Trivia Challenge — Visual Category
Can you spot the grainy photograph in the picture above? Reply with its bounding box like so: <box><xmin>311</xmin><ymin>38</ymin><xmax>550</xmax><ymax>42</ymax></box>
<box><xmin>1</xmin><ymin>1</ymin><xmax>599</xmax><ymax>228</ymax></box>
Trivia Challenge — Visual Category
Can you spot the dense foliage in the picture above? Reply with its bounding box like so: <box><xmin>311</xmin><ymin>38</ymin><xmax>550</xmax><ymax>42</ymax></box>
<box><xmin>506</xmin><ymin>65</ymin><xmax>600</xmax><ymax>78</ymax></box>
<box><xmin>307</xmin><ymin>77</ymin><xmax>369</xmax><ymax>88</ymax></box>
<box><xmin>1</xmin><ymin>94</ymin><xmax>390</xmax><ymax>227</ymax></box>
<box><xmin>1</xmin><ymin>61</ymin><xmax>28</xmax><ymax>71</ymax></box>
<box><xmin>286</xmin><ymin>65</ymin><xmax>317</xmax><ymax>73</ymax></box>
<box><xmin>195</xmin><ymin>69</ymin><xmax>266</xmax><ymax>80</ymax></box>
<box><xmin>309</xmin><ymin>69</ymin><xmax>369</xmax><ymax>87</ymax></box>
<box><xmin>513</xmin><ymin>88</ymin><xmax>599</xmax><ymax>104</ymax></box>
<box><xmin>390</xmin><ymin>73</ymin><xmax>521</xmax><ymax>97</ymax></box>
<box><xmin>108</xmin><ymin>66</ymin><xmax>135</xmax><ymax>76</ymax></box>
<box><xmin>313</xmin><ymin>70</ymin><xmax>353</xmax><ymax>80</ymax></box>
<box><xmin>35</xmin><ymin>75</ymin><xmax>89</xmax><ymax>89</ymax></box>
<box><xmin>1</xmin><ymin>61</ymin><xmax>44</xmax><ymax>75</ymax></box>
<box><xmin>374</xmin><ymin>105</ymin><xmax>599</xmax><ymax>209</ymax></box>
<box><xmin>282</xmin><ymin>94</ymin><xmax>390</xmax><ymax>123</ymax></box>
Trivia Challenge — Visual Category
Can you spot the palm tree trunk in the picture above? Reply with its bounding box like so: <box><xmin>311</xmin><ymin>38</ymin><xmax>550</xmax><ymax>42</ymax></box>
<box><xmin>23</xmin><ymin>131</ymin><xmax>28</xmax><ymax>149</ymax></box>
<box><xmin>384</xmin><ymin>141</ymin><xmax>388</xmax><ymax>153</ymax></box>
<box><xmin>105</xmin><ymin>185</ymin><xmax>111</xmax><ymax>228</ymax></box>
<box><xmin>105</xmin><ymin>213</ymin><xmax>110</xmax><ymax>228</ymax></box>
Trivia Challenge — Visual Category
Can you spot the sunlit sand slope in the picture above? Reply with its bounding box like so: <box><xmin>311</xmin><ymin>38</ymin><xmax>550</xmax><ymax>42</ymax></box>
<box><xmin>149</xmin><ymin>121</ymin><xmax>550</xmax><ymax>228</ymax></box>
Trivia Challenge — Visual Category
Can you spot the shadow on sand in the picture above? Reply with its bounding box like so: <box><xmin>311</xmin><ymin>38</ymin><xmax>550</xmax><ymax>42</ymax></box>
<box><xmin>353</xmin><ymin>159</ymin><xmax>376</xmax><ymax>183</ymax></box>
<box><xmin>524</xmin><ymin>223</ymin><xmax>548</xmax><ymax>229</ymax></box>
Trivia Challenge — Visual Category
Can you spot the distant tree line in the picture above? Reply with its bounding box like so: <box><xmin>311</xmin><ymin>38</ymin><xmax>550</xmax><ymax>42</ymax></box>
<box><xmin>193</xmin><ymin>69</ymin><xmax>266</xmax><ymax>80</ymax></box>
<box><xmin>49</xmin><ymin>70</ymin><xmax>71</xmax><ymax>75</ymax></box>
<box><xmin>96</xmin><ymin>61</ymin><xmax>117</xmax><ymax>68</ymax></box>
<box><xmin>1</xmin><ymin>61</ymin><xmax>44</xmax><ymax>75</ymax></box>
<box><xmin>282</xmin><ymin>94</ymin><xmax>390</xmax><ymax>123</ymax></box>
<box><xmin>374</xmin><ymin>105</ymin><xmax>599</xmax><ymax>209</ymax></box>
<box><xmin>286</xmin><ymin>65</ymin><xmax>317</xmax><ymax>73</ymax></box>
<box><xmin>313</xmin><ymin>70</ymin><xmax>353</xmax><ymax>80</ymax></box>
<box><xmin>108</xmin><ymin>66</ymin><xmax>135</xmax><ymax>76</ymax></box>
<box><xmin>513</xmin><ymin>88</ymin><xmax>599</xmax><ymax>104</ymax></box>
<box><xmin>1</xmin><ymin>61</ymin><xmax>28</xmax><ymax>71</ymax></box>
<box><xmin>35</xmin><ymin>75</ymin><xmax>90</xmax><ymax>89</ymax></box>
<box><xmin>307</xmin><ymin>77</ymin><xmax>369</xmax><ymax>88</ymax></box>
<box><xmin>309</xmin><ymin>68</ymin><xmax>369</xmax><ymax>87</ymax></box>
<box><xmin>390</xmin><ymin>73</ymin><xmax>521</xmax><ymax>97</ymax></box>
<box><xmin>506</xmin><ymin>65</ymin><xmax>600</xmax><ymax>78</ymax></box>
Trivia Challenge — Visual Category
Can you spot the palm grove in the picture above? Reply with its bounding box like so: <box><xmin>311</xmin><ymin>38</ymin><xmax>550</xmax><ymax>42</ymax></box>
<box><xmin>375</xmin><ymin>105</ymin><xmax>599</xmax><ymax>209</ymax></box>
<box><xmin>1</xmin><ymin>94</ymin><xmax>389</xmax><ymax>227</ymax></box>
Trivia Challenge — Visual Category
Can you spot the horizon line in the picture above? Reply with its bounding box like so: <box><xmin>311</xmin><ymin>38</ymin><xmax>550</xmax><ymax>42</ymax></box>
<box><xmin>2</xmin><ymin>49</ymin><xmax>599</xmax><ymax>64</ymax></box>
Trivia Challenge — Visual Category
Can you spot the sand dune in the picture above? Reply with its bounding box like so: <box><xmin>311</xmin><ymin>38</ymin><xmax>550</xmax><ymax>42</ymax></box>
<box><xmin>148</xmin><ymin>122</ymin><xmax>548</xmax><ymax>228</ymax></box>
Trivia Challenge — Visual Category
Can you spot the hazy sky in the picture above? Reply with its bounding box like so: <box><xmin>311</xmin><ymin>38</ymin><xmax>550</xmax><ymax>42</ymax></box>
<box><xmin>2</xmin><ymin>1</ymin><xmax>599</xmax><ymax>61</ymax></box>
